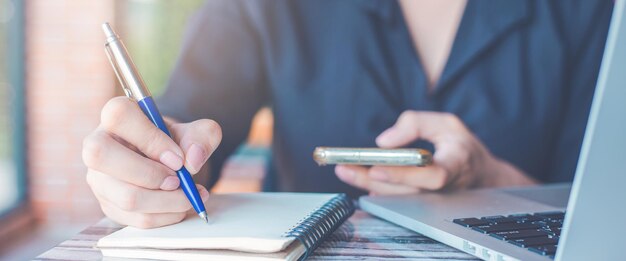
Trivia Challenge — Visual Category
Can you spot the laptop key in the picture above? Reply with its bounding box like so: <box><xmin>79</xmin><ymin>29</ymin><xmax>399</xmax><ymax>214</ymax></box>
<box><xmin>508</xmin><ymin>214</ymin><xmax>543</xmax><ymax>223</ymax></box>
<box><xmin>473</xmin><ymin>222</ymin><xmax>541</xmax><ymax>234</ymax></box>
<box><xmin>534</xmin><ymin>211</ymin><xmax>565</xmax><ymax>221</ymax></box>
<box><xmin>481</xmin><ymin>216</ymin><xmax>518</xmax><ymax>224</ymax></box>
<box><xmin>453</xmin><ymin>218</ymin><xmax>490</xmax><ymax>227</ymax></box>
<box><xmin>540</xmin><ymin>228</ymin><xmax>562</xmax><ymax>237</ymax></box>
<box><xmin>528</xmin><ymin>245</ymin><xmax>558</xmax><ymax>256</ymax></box>
<box><xmin>533</xmin><ymin>220</ymin><xmax>562</xmax><ymax>229</ymax></box>
<box><xmin>490</xmin><ymin>229</ymin><xmax>549</xmax><ymax>240</ymax></box>
<box><xmin>548</xmin><ymin>219</ymin><xmax>563</xmax><ymax>225</ymax></box>
<box><xmin>509</xmin><ymin>236</ymin><xmax>559</xmax><ymax>248</ymax></box>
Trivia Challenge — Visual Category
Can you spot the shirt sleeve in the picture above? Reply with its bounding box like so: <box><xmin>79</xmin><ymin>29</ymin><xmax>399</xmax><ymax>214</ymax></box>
<box><xmin>157</xmin><ymin>1</ymin><xmax>269</xmax><ymax>188</ymax></box>
<box><xmin>546</xmin><ymin>1</ymin><xmax>613</xmax><ymax>182</ymax></box>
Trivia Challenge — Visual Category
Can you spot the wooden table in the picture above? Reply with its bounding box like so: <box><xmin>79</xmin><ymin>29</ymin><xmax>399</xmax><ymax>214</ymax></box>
<box><xmin>36</xmin><ymin>210</ymin><xmax>478</xmax><ymax>260</ymax></box>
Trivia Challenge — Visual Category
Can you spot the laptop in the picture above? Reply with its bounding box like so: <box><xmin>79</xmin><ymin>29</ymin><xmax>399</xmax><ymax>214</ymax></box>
<box><xmin>359</xmin><ymin>1</ymin><xmax>626</xmax><ymax>261</ymax></box>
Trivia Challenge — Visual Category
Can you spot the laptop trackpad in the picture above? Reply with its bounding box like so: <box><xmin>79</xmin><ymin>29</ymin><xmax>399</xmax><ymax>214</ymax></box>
<box><xmin>501</xmin><ymin>184</ymin><xmax>571</xmax><ymax>208</ymax></box>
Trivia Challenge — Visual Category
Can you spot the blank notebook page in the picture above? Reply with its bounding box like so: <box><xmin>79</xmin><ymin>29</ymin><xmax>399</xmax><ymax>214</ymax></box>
<box><xmin>97</xmin><ymin>193</ymin><xmax>336</xmax><ymax>253</ymax></box>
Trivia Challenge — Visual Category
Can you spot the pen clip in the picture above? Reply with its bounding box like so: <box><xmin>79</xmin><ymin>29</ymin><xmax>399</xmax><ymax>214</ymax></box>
<box><xmin>104</xmin><ymin>45</ymin><xmax>133</xmax><ymax>98</ymax></box>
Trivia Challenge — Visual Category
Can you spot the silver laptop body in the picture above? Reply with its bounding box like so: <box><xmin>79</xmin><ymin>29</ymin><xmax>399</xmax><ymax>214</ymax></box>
<box><xmin>360</xmin><ymin>1</ymin><xmax>626</xmax><ymax>260</ymax></box>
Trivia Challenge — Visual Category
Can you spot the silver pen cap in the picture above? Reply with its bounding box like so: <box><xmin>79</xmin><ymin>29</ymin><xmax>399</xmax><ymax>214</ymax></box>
<box><xmin>102</xmin><ymin>22</ymin><xmax>151</xmax><ymax>101</ymax></box>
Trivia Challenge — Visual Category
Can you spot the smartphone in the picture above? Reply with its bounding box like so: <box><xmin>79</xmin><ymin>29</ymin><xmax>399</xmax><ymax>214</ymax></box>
<box><xmin>313</xmin><ymin>147</ymin><xmax>432</xmax><ymax>166</ymax></box>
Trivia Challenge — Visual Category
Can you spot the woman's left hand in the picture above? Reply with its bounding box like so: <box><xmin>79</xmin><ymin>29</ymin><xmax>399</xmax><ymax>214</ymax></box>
<box><xmin>335</xmin><ymin>111</ymin><xmax>536</xmax><ymax>195</ymax></box>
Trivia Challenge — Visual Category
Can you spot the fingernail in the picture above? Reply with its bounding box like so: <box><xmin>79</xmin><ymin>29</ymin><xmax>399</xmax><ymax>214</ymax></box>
<box><xmin>369</xmin><ymin>170</ymin><xmax>389</xmax><ymax>181</ymax></box>
<box><xmin>160</xmin><ymin>151</ymin><xmax>183</xmax><ymax>170</ymax></box>
<box><xmin>160</xmin><ymin>175</ymin><xmax>180</xmax><ymax>190</ymax></box>
<box><xmin>376</xmin><ymin>128</ymin><xmax>395</xmax><ymax>145</ymax></box>
<box><xmin>186</xmin><ymin>143</ymin><xmax>207</xmax><ymax>173</ymax></box>
<box><xmin>335</xmin><ymin>166</ymin><xmax>355</xmax><ymax>181</ymax></box>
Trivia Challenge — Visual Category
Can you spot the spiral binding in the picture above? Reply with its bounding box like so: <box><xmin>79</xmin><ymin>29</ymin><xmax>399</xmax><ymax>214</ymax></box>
<box><xmin>283</xmin><ymin>194</ymin><xmax>355</xmax><ymax>260</ymax></box>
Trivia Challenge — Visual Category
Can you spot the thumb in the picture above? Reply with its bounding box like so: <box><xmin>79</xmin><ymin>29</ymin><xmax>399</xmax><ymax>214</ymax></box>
<box><xmin>376</xmin><ymin>111</ymin><xmax>447</xmax><ymax>148</ymax></box>
<box><xmin>170</xmin><ymin>119</ymin><xmax>222</xmax><ymax>174</ymax></box>
<box><xmin>375</xmin><ymin>127</ymin><xmax>417</xmax><ymax>149</ymax></box>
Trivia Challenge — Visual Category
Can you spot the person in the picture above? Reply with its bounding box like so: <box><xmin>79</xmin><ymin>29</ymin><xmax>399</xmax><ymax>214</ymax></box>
<box><xmin>82</xmin><ymin>0</ymin><xmax>613</xmax><ymax>228</ymax></box>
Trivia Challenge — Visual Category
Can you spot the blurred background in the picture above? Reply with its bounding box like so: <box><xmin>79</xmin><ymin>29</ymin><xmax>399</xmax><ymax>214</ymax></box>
<box><xmin>0</xmin><ymin>0</ymin><xmax>272</xmax><ymax>259</ymax></box>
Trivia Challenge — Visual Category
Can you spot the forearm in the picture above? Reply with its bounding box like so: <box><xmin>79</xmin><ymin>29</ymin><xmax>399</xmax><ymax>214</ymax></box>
<box><xmin>481</xmin><ymin>156</ymin><xmax>538</xmax><ymax>188</ymax></box>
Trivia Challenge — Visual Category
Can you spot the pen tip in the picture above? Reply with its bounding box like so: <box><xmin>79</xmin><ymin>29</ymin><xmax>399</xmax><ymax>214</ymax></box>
<box><xmin>198</xmin><ymin>211</ymin><xmax>209</xmax><ymax>224</ymax></box>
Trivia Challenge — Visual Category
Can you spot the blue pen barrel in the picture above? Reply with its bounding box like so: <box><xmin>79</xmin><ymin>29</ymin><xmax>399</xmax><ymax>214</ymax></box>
<box><xmin>137</xmin><ymin>97</ymin><xmax>206</xmax><ymax>214</ymax></box>
<box><xmin>137</xmin><ymin>97</ymin><xmax>172</xmax><ymax>135</ymax></box>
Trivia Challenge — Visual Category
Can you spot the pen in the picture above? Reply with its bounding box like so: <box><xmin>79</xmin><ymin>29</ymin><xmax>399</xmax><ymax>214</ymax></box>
<box><xmin>101</xmin><ymin>22</ymin><xmax>208</xmax><ymax>223</ymax></box>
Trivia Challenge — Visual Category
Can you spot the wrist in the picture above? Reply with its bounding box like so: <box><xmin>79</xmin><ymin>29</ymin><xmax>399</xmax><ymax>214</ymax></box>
<box><xmin>478</xmin><ymin>154</ymin><xmax>537</xmax><ymax>188</ymax></box>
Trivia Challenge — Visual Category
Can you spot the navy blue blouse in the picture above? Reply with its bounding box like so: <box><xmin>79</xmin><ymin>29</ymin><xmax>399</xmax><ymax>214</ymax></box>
<box><xmin>159</xmin><ymin>0</ymin><xmax>613</xmax><ymax>196</ymax></box>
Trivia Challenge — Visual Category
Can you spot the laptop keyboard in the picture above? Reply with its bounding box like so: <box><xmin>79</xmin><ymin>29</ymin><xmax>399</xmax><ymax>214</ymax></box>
<box><xmin>453</xmin><ymin>211</ymin><xmax>564</xmax><ymax>258</ymax></box>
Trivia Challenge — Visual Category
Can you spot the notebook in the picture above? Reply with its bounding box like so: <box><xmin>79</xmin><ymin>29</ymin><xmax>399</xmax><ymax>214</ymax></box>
<box><xmin>97</xmin><ymin>193</ymin><xmax>355</xmax><ymax>261</ymax></box>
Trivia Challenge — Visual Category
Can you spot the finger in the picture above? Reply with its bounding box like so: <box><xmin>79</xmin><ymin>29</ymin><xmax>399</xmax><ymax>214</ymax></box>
<box><xmin>83</xmin><ymin>130</ymin><xmax>179</xmax><ymax>190</ymax></box>
<box><xmin>87</xmin><ymin>170</ymin><xmax>210</xmax><ymax>214</ymax></box>
<box><xmin>376</xmin><ymin>111</ymin><xmax>464</xmax><ymax>148</ymax></box>
<box><xmin>163</xmin><ymin>117</ymin><xmax>180</xmax><ymax>130</ymax></box>
<box><xmin>100</xmin><ymin>96</ymin><xmax>184</xmax><ymax>171</ymax></box>
<box><xmin>99</xmin><ymin>199</ymin><xmax>187</xmax><ymax>229</ymax></box>
<box><xmin>335</xmin><ymin>165</ymin><xmax>419</xmax><ymax>195</ymax></box>
<box><xmin>169</xmin><ymin>119</ymin><xmax>222</xmax><ymax>174</ymax></box>
<box><xmin>368</xmin><ymin>165</ymin><xmax>450</xmax><ymax>191</ymax></box>
<box><xmin>431</xmin><ymin>140</ymin><xmax>470</xmax><ymax>179</ymax></box>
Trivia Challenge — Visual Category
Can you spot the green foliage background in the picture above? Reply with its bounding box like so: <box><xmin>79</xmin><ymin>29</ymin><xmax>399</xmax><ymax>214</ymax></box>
<box><xmin>122</xmin><ymin>0</ymin><xmax>205</xmax><ymax>96</ymax></box>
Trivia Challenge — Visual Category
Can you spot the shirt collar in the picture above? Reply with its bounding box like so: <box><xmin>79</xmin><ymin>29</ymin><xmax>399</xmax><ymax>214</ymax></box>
<box><xmin>357</xmin><ymin>0</ymin><xmax>532</xmax><ymax>93</ymax></box>
<box><xmin>438</xmin><ymin>0</ymin><xmax>532</xmax><ymax>92</ymax></box>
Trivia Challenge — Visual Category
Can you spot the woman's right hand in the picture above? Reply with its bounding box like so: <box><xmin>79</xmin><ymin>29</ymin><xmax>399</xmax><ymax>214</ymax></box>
<box><xmin>82</xmin><ymin>96</ymin><xmax>222</xmax><ymax>228</ymax></box>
